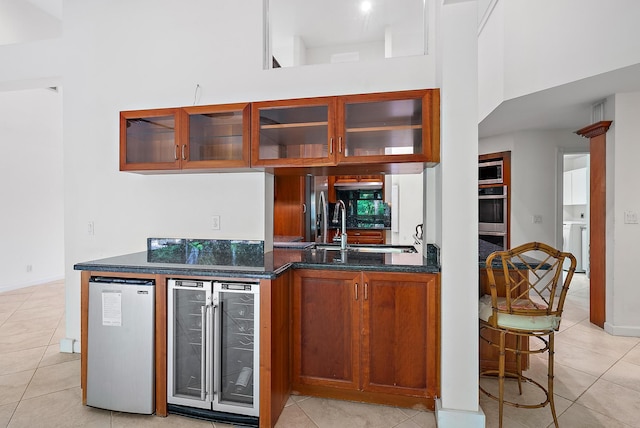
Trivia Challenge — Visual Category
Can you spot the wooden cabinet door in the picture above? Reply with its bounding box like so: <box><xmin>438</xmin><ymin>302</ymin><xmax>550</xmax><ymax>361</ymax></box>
<box><xmin>336</xmin><ymin>89</ymin><xmax>440</xmax><ymax>165</ymax></box>
<box><xmin>291</xmin><ymin>269</ymin><xmax>360</xmax><ymax>391</ymax></box>
<box><xmin>361</xmin><ymin>272</ymin><xmax>439</xmax><ymax>400</ymax></box>
<box><xmin>251</xmin><ymin>97</ymin><xmax>337</xmax><ymax>168</ymax></box>
<box><xmin>120</xmin><ymin>108</ymin><xmax>183</xmax><ymax>171</ymax></box>
<box><xmin>274</xmin><ymin>176</ymin><xmax>305</xmax><ymax>238</ymax></box>
<box><xmin>182</xmin><ymin>103</ymin><xmax>251</xmax><ymax>169</ymax></box>
<box><xmin>347</xmin><ymin>230</ymin><xmax>385</xmax><ymax>244</ymax></box>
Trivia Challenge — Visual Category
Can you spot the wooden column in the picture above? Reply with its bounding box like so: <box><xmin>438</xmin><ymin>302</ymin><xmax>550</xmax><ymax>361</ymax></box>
<box><xmin>575</xmin><ymin>121</ymin><xmax>612</xmax><ymax>328</ymax></box>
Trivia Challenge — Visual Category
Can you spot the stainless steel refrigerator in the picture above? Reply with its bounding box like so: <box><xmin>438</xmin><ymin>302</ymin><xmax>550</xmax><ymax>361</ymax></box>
<box><xmin>86</xmin><ymin>277</ymin><xmax>155</xmax><ymax>414</ymax></box>
<box><xmin>167</xmin><ymin>279</ymin><xmax>260</xmax><ymax>419</ymax></box>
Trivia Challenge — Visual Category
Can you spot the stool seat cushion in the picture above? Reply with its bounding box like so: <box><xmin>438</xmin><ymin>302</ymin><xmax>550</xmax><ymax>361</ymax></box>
<box><xmin>479</xmin><ymin>294</ymin><xmax>560</xmax><ymax>331</ymax></box>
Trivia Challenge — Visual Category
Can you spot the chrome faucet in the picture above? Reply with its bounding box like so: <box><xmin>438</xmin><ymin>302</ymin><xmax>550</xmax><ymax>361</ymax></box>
<box><xmin>318</xmin><ymin>191</ymin><xmax>329</xmax><ymax>243</ymax></box>
<box><xmin>333</xmin><ymin>200</ymin><xmax>348</xmax><ymax>250</ymax></box>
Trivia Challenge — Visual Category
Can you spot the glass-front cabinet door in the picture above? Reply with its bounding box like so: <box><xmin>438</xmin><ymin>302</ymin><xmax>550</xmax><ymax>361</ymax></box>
<box><xmin>251</xmin><ymin>97</ymin><xmax>337</xmax><ymax>167</ymax></box>
<box><xmin>120</xmin><ymin>108</ymin><xmax>182</xmax><ymax>171</ymax></box>
<box><xmin>182</xmin><ymin>103</ymin><xmax>251</xmax><ymax>169</ymax></box>
<box><xmin>336</xmin><ymin>89</ymin><xmax>440</xmax><ymax>165</ymax></box>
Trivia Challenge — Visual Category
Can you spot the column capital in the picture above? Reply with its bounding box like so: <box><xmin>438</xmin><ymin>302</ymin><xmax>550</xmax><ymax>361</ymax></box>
<box><xmin>575</xmin><ymin>121</ymin><xmax>613</xmax><ymax>139</ymax></box>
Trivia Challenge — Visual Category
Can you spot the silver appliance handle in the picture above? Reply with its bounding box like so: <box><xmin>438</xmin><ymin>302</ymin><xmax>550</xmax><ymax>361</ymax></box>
<box><xmin>478</xmin><ymin>194</ymin><xmax>507</xmax><ymax>200</ymax></box>
<box><xmin>212</xmin><ymin>299</ymin><xmax>220</xmax><ymax>397</ymax></box>
<box><xmin>479</xmin><ymin>160</ymin><xmax>502</xmax><ymax>167</ymax></box>
<box><xmin>200</xmin><ymin>304</ymin><xmax>206</xmax><ymax>401</ymax></box>
<box><xmin>206</xmin><ymin>302</ymin><xmax>213</xmax><ymax>402</ymax></box>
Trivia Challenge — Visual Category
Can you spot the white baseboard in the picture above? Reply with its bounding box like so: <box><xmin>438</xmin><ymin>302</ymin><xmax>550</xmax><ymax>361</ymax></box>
<box><xmin>59</xmin><ymin>338</ymin><xmax>81</xmax><ymax>354</ymax></box>
<box><xmin>0</xmin><ymin>275</ymin><xmax>64</xmax><ymax>293</ymax></box>
<box><xmin>604</xmin><ymin>322</ymin><xmax>640</xmax><ymax>337</ymax></box>
<box><xmin>436</xmin><ymin>398</ymin><xmax>485</xmax><ymax>428</ymax></box>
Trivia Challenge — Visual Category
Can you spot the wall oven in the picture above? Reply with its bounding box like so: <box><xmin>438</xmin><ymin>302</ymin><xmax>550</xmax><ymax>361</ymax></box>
<box><xmin>167</xmin><ymin>278</ymin><xmax>259</xmax><ymax>424</ymax></box>
<box><xmin>479</xmin><ymin>159</ymin><xmax>504</xmax><ymax>185</ymax></box>
<box><xmin>479</xmin><ymin>185</ymin><xmax>507</xmax><ymax>250</ymax></box>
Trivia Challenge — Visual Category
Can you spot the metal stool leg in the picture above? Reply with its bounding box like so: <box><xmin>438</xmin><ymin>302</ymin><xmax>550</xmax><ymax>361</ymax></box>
<box><xmin>548</xmin><ymin>332</ymin><xmax>559</xmax><ymax>427</ymax></box>
<box><xmin>498</xmin><ymin>330</ymin><xmax>506</xmax><ymax>428</ymax></box>
<box><xmin>516</xmin><ymin>335</ymin><xmax>523</xmax><ymax>395</ymax></box>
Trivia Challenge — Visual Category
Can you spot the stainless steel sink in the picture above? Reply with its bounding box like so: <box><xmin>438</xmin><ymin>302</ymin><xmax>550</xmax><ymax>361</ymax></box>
<box><xmin>312</xmin><ymin>244</ymin><xmax>417</xmax><ymax>254</ymax></box>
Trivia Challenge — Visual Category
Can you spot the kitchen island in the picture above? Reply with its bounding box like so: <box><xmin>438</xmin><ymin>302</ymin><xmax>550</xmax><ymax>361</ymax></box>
<box><xmin>75</xmin><ymin>240</ymin><xmax>440</xmax><ymax>427</ymax></box>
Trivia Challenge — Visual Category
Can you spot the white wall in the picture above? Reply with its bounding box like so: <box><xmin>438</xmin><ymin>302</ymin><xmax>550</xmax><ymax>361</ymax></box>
<box><xmin>0</xmin><ymin>88</ymin><xmax>64</xmax><ymax>291</ymax></box>
<box><xmin>0</xmin><ymin>38</ymin><xmax>61</xmax><ymax>91</ymax></box>
<box><xmin>479</xmin><ymin>0</ymin><xmax>640</xmax><ymax>121</ymax></box>
<box><xmin>477</xmin><ymin>0</ymin><xmax>503</xmax><ymax>124</ymax></box>
<box><xmin>60</xmin><ymin>0</ymin><xmax>438</xmax><ymax>350</ymax></box>
<box><xmin>388</xmin><ymin>173</ymin><xmax>423</xmax><ymax>246</ymax></box>
<box><xmin>480</xmin><ymin>130</ymin><xmax>586</xmax><ymax>249</ymax></box>
<box><xmin>0</xmin><ymin>0</ymin><xmax>61</xmax><ymax>46</ymax></box>
<box><xmin>608</xmin><ymin>91</ymin><xmax>640</xmax><ymax>335</ymax></box>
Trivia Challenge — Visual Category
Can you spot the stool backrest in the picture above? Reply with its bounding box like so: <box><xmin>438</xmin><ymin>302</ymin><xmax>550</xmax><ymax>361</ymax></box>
<box><xmin>485</xmin><ymin>242</ymin><xmax>577</xmax><ymax>328</ymax></box>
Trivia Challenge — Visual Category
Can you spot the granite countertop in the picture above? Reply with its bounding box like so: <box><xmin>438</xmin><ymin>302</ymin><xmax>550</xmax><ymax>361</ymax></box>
<box><xmin>74</xmin><ymin>242</ymin><xmax>440</xmax><ymax>279</ymax></box>
<box><xmin>478</xmin><ymin>239</ymin><xmax>551</xmax><ymax>270</ymax></box>
<box><xmin>291</xmin><ymin>243</ymin><xmax>439</xmax><ymax>273</ymax></box>
<box><xmin>479</xmin><ymin>238</ymin><xmax>503</xmax><ymax>268</ymax></box>
<box><xmin>73</xmin><ymin>250</ymin><xmax>286</xmax><ymax>279</ymax></box>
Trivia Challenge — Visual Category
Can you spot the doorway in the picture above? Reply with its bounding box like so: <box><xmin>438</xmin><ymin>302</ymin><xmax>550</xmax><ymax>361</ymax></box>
<box><xmin>562</xmin><ymin>153</ymin><xmax>590</xmax><ymax>311</ymax></box>
<box><xmin>562</xmin><ymin>154</ymin><xmax>590</xmax><ymax>274</ymax></box>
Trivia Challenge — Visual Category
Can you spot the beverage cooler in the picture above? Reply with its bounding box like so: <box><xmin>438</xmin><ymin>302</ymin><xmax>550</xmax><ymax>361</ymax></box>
<box><xmin>167</xmin><ymin>278</ymin><xmax>260</xmax><ymax>424</ymax></box>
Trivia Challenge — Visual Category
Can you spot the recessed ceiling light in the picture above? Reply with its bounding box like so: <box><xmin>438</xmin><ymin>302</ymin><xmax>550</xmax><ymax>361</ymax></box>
<box><xmin>360</xmin><ymin>1</ymin><xmax>372</xmax><ymax>14</ymax></box>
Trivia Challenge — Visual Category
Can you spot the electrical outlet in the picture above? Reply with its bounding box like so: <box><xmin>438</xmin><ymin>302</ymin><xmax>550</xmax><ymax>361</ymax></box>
<box><xmin>87</xmin><ymin>221</ymin><xmax>95</xmax><ymax>235</ymax></box>
<box><xmin>26</xmin><ymin>264</ymin><xmax>33</xmax><ymax>273</ymax></box>
<box><xmin>212</xmin><ymin>215</ymin><xmax>220</xmax><ymax>230</ymax></box>
<box><xmin>532</xmin><ymin>215</ymin><xmax>542</xmax><ymax>224</ymax></box>
<box><xmin>624</xmin><ymin>211</ymin><xmax>638</xmax><ymax>224</ymax></box>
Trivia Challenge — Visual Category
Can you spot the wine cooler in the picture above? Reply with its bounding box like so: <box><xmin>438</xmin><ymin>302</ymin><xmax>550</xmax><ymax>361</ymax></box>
<box><xmin>167</xmin><ymin>278</ymin><xmax>260</xmax><ymax>420</ymax></box>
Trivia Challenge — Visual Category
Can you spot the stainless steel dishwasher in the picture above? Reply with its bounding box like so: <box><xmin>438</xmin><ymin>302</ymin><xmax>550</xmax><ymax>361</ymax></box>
<box><xmin>87</xmin><ymin>276</ymin><xmax>155</xmax><ymax>414</ymax></box>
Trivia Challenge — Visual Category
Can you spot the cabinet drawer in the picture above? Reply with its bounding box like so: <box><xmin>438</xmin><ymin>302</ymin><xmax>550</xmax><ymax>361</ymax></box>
<box><xmin>347</xmin><ymin>229</ymin><xmax>385</xmax><ymax>244</ymax></box>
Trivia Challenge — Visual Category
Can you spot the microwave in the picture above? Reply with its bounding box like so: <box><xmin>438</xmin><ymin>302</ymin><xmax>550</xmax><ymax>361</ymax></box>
<box><xmin>479</xmin><ymin>160</ymin><xmax>503</xmax><ymax>185</ymax></box>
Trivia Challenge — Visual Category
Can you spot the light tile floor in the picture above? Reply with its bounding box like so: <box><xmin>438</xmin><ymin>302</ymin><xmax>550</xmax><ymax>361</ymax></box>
<box><xmin>0</xmin><ymin>274</ymin><xmax>639</xmax><ymax>427</ymax></box>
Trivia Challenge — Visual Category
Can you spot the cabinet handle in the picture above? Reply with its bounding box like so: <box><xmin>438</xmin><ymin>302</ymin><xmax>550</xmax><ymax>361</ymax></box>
<box><xmin>339</xmin><ymin>136</ymin><xmax>343</xmax><ymax>153</ymax></box>
<box><xmin>302</xmin><ymin>203</ymin><xmax>307</xmax><ymax>214</ymax></box>
<box><xmin>329</xmin><ymin>137</ymin><xmax>334</xmax><ymax>155</ymax></box>
<box><xmin>354</xmin><ymin>283</ymin><xmax>358</xmax><ymax>301</ymax></box>
<box><xmin>175</xmin><ymin>145</ymin><xmax>179</xmax><ymax>161</ymax></box>
<box><xmin>181</xmin><ymin>144</ymin><xmax>186</xmax><ymax>160</ymax></box>
<box><xmin>364</xmin><ymin>282</ymin><xmax>368</xmax><ymax>300</ymax></box>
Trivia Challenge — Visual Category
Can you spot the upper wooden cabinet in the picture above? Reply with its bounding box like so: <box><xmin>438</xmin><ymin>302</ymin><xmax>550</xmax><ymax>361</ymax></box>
<box><xmin>252</xmin><ymin>89</ymin><xmax>440</xmax><ymax>169</ymax></box>
<box><xmin>121</xmin><ymin>89</ymin><xmax>439</xmax><ymax>173</ymax></box>
<box><xmin>120</xmin><ymin>103</ymin><xmax>251</xmax><ymax>172</ymax></box>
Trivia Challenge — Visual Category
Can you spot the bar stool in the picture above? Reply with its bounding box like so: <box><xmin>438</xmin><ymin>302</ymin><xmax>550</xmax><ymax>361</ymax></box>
<box><xmin>479</xmin><ymin>242</ymin><xmax>576</xmax><ymax>428</ymax></box>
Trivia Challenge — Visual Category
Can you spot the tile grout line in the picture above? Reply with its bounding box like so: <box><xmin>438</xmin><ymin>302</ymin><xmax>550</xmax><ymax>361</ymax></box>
<box><xmin>293</xmin><ymin>399</ymin><xmax>320</xmax><ymax>428</ymax></box>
